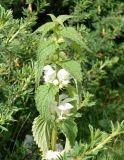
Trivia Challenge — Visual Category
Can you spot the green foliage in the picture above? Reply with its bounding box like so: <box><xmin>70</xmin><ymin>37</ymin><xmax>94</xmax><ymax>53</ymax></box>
<box><xmin>59</xmin><ymin>26</ymin><xmax>90</xmax><ymax>51</ymax></box>
<box><xmin>59</xmin><ymin>118</ymin><xmax>77</xmax><ymax>147</ymax></box>
<box><xmin>36</xmin><ymin>39</ymin><xmax>59</xmax><ymax>85</ymax></box>
<box><xmin>32</xmin><ymin>115</ymin><xmax>52</xmax><ymax>153</ymax></box>
<box><xmin>35</xmin><ymin>85</ymin><xmax>58</xmax><ymax>117</ymax></box>
<box><xmin>32</xmin><ymin>12</ymin><xmax>124</xmax><ymax>159</ymax></box>
<box><xmin>61</xmin><ymin>121</ymin><xmax>124</xmax><ymax>160</ymax></box>
<box><xmin>1</xmin><ymin>0</ymin><xmax>124</xmax><ymax>159</ymax></box>
<box><xmin>36</xmin><ymin>22</ymin><xmax>56</xmax><ymax>36</ymax></box>
<box><xmin>0</xmin><ymin>4</ymin><xmax>39</xmax><ymax>159</ymax></box>
<box><xmin>55</xmin><ymin>15</ymin><xmax>73</xmax><ymax>26</ymax></box>
<box><xmin>33</xmin><ymin>14</ymin><xmax>84</xmax><ymax>156</ymax></box>
<box><xmin>62</xmin><ymin>60</ymin><xmax>82</xmax><ymax>82</ymax></box>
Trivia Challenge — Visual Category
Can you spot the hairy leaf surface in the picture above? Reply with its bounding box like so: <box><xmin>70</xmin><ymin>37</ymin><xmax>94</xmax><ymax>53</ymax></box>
<box><xmin>35</xmin><ymin>84</ymin><xmax>58</xmax><ymax>117</ymax></box>
<box><xmin>62</xmin><ymin>60</ymin><xmax>82</xmax><ymax>82</ymax></box>
<box><xmin>36</xmin><ymin>22</ymin><xmax>56</xmax><ymax>36</ymax></box>
<box><xmin>59</xmin><ymin>27</ymin><xmax>90</xmax><ymax>51</ymax></box>
<box><xmin>59</xmin><ymin>119</ymin><xmax>77</xmax><ymax>146</ymax></box>
<box><xmin>56</xmin><ymin>15</ymin><xmax>73</xmax><ymax>26</ymax></box>
<box><xmin>32</xmin><ymin>115</ymin><xmax>52</xmax><ymax>153</ymax></box>
<box><xmin>36</xmin><ymin>40</ymin><xmax>58</xmax><ymax>86</ymax></box>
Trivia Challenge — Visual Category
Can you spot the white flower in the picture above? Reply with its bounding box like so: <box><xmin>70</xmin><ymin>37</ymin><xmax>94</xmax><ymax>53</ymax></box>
<box><xmin>43</xmin><ymin>65</ymin><xmax>71</xmax><ymax>87</ymax></box>
<box><xmin>58</xmin><ymin>103</ymin><xmax>73</xmax><ymax>119</ymax></box>
<box><xmin>43</xmin><ymin>65</ymin><xmax>53</xmax><ymax>73</ymax></box>
<box><xmin>57</xmin><ymin>69</ymin><xmax>70</xmax><ymax>87</ymax></box>
<box><xmin>58</xmin><ymin>103</ymin><xmax>73</xmax><ymax>111</ymax></box>
<box><xmin>57</xmin><ymin>69</ymin><xmax>70</xmax><ymax>81</ymax></box>
<box><xmin>52</xmin><ymin>79</ymin><xmax>59</xmax><ymax>86</ymax></box>
<box><xmin>46</xmin><ymin>150</ymin><xmax>60</xmax><ymax>160</ymax></box>
<box><xmin>43</xmin><ymin>65</ymin><xmax>56</xmax><ymax>83</ymax></box>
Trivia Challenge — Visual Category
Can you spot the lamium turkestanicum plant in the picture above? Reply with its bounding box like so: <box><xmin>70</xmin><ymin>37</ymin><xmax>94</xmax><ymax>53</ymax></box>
<box><xmin>32</xmin><ymin>14</ymin><xmax>85</xmax><ymax>158</ymax></box>
<box><xmin>32</xmin><ymin>14</ymin><xmax>124</xmax><ymax>160</ymax></box>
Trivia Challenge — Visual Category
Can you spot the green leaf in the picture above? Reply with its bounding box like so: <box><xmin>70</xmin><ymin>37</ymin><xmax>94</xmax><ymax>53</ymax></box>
<box><xmin>35</xmin><ymin>85</ymin><xmax>59</xmax><ymax>117</ymax></box>
<box><xmin>62</xmin><ymin>60</ymin><xmax>82</xmax><ymax>82</ymax></box>
<box><xmin>35</xmin><ymin>22</ymin><xmax>56</xmax><ymax>36</ymax></box>
<box><xmin>37</xmin><ymin>39</ymin><xmax>58</xmax><ymax>68</ymax></box>
<box><xmin>59</xmin><ymin>119</ymin><xmax>77</xmax><ymax>146</ymax></box>
<box><xmin>36</xmin><ymin>40</ymin><xmax>58</xmax><ymax>86</ymax></box>
<box><xmin>0</xmin><ymin>5</ymin><xmax>13</xmax><ymax>23</ymax></box>
<box><xmin>47</xmin><ymin>14</ymin><xmax>73</xmax><ymax>26</ymax></box>
<box><xmin>56</xmin><ymin>15</ymin><xmax>73</xmax><ymax>26</ymax></box>
<box><xmin>48</xmin><ymin>14</ymin><xmax>57</xmax><ymax>22</ymax></box>
<box><xmin>59</xmin><ymin>27</ymin><xmax>90</xmax><ymax>52</ymax></box>
<box><xmin>32</xmin><ymin>115</ymin><xmax>52</xmax><ymax>153</ymax></box>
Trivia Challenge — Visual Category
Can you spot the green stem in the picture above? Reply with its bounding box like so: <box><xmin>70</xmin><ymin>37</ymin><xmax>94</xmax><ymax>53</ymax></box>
<box><xmin>74</xmin><ymin>79</ymin><xmax>81</xmax><ymax>110</ymax></box>
<box><xmin>51</xmin><ymin>125</ymin><xmax>57</xmax><ymax>151</ymax></box>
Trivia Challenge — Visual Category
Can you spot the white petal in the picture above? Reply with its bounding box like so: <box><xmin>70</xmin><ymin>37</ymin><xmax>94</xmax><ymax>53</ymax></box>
<box><xmin>58</xmin><ymin>104</ymin><xmax>66</xmax><ymax>111</ymax></box>
<box><xmin>61</xmin><ymin>80</ymin><xmax>70</xmax><ymax>86</ymax></box>
<box><xmin>53</xmin><ymin>79</ymin><xmax>59</xmax><ymax>86</ymax></box>
<box><xmin>65</xmin><ymin>103</ymin><xmax>73</xmax><ymax>109</ymax></box>
<box><xmin>46</xmin><ymin>150</ymin><xmax>60</xmax><ymax>160</ymax></box>
<box><xmin>43</xmin><ymin>65</ymin><xmax>53</xmax><ymax>71</ymax></box>
<box><xmin>43</xmin><ymin>76</ymin><xmax>53</xmax><ymax>83</ymax></box>
<box><xmin>43</xmin><ymin>70</ymin><xmax>56</xmax><ymax>83</ymax></box>
<box><xmin>43</xmin><ymin>75</ymin><xmax>51</xmax><ymax>83</ymax></box>
<box><xmin>45</xmin><ymin>69</ymin><xmax>56</xmax><ymax>77</ymax></box>
<box><xmin>43</xmin><ymin>65</ymin><xmax>56</xmax><ymax>79</ymax></box>
<box><xmin>57</xmin><ymin>69</ymin><xmax>70</xmax><ymax>81</ymax></box>
<box><xmin>58</xmin><ymin>103</ymin><xmax>73</xmax><ymax>111</ymax></box>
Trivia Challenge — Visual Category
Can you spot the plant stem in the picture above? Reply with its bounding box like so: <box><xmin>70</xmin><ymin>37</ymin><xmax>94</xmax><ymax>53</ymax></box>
<box><xmin>51</xmin><ymin>125</ymin><xmax>57</xmax><ymax>151</ymax></box>
<box><xmin>74</xmin><ymin>79</ymin><xmax>81</xmax><ymax>110</ymax></box>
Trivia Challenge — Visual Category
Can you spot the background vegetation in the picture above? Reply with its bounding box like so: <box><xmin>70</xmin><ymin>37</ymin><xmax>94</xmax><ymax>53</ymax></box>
<box><xmin>0</xmin><ymin>0</ymin><xmax>124</xmax><ymax>159</ymax></box>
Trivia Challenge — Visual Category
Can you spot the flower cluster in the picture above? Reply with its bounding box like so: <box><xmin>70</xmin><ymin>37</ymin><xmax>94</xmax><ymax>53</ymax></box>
<box><xmin>43</xmin><ymin>66</ymin><xmax>74</xmax><ymax>159</ymax></box>
<box><xmin>43</xmin><ymin>65</ymin><xmax>71</xmax><ymax>88</ymax></box>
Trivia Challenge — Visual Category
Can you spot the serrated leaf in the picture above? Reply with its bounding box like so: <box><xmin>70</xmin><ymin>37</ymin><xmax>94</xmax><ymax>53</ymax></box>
<box><xmin>59</xmin><ymin>27</ymin><xmax>90</xmax><ymax>52</ymax></box>
<box><xmin>48</xmin><ymin>14</ymin><xmax>57</xmax><ymax>22</ymax></box>
<box><xmin>59</xmin><ymin>119</ymin><xmax>77</xmax><ymax>146</ymax></box>
<box><xmin>62</xmin><ymin>60</ymin><xmax>82</xmax><ymax>82</ymax></box>
<box><xmin>56</xmin><ymin>15</ymin><xmax>73</xmax><ymax>26</ymax></box>
<box><xmin>35</xmin><ymin>22</ymin><xmax>56</xmax><ymax>36</ymax></box>
<box><xmin>37</xmin><ymin>40</ymin><xmax>58</xmax><ymax>67</ymax></box>
<box><xmin>35</xmin><ymin>85</ymin><xmax>58</xmax><ymax>117</ymax></box>
<box><xmin>36</xmin><ymin>40</ymin><xmax>58</xmax><ymax>86</ymax></box>
<box><xmin>32</xmin><ymin>116</ymin><xmax>52</xmax><ymax>153</ymax></box>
